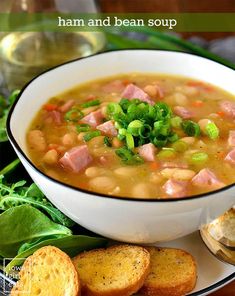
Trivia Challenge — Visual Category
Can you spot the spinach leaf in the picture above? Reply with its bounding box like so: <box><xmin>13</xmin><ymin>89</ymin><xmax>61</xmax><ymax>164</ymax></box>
<box><xmin>0</xmin><ymin>178</ymin><xmax>74</xmax><ymax>227</ymax></box>
<box><xmin>5</xmin><ymin>235</ymin><xmax>107</xmax><ymax>273</ymax></box>
<box><xmin>0</xmin><ymin>205</ymin><xmax>72</xmax><ymax>258</ymax></box>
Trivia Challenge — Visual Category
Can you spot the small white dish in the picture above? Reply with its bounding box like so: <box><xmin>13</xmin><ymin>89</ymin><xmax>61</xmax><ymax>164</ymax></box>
<box><xmin>7</xmin><ymin>50</ymin><xmax>235</xmax><ymax>243</ymax></box>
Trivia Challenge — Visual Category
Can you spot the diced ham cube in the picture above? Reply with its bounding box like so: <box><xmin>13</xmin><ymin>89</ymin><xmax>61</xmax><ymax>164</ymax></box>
<box><xmin>163</xmin><ymin>179</ymin><xmax>187</xmax><ymax>198</ymax></box>
<box><xmin>102</xmin><ymin>80</ymin><xmax>125</xmax><ymax>93</ymax></box>
<box><xmin>96</xmin><ymin>120</ymin><xmax>117</xmax><ymax>136</ymax></box>
<box><xmin>59</xmin><ymin>145</ymin><xmax>92</xmax><ymax>173</ymax></box>
<box><xmin>228</xmin><ymin>131</ymin><xmax>235</xmax><ymax>147</ymax></box>
<box><xmin>50</xmin><ymin>110</ymin><xmax>62</xmax><ymax>125</ymax></box>
<box><xmin>122</xmin><ymin>84</ymin><xmax>155</xmax><ymax>105</ymax></box>
<box><xmin>174</xmin><ymin>106</ymin><xmax>194</xmax><ymax>119</ymax></box>
<box><xmin>59</xmin><ymin>99</ymin><xmax>75</xmax><ymax>113</ymax></box>
<box><xmin>138</xmin><ymin>143</ymin><xmax>157</xmax><ymax>162</ymax></box>
<box><xmin>220</xmin><ymin>101</ymin><xmax>235</xmax><ymax>118</ymax></box>
<box><xmin>225</xmin><ymin>148</ymin><xmax>235</xmax><ymax>165</ymax></box>
<box><xmin>81</xmin><ymin>109</ymin><xmax>103</xmax><ymax>127</ymax></box>
<box><xmin>192</xmin><ymin>168</ymin><xmax>225</xmax><ymax>188</ymax></box>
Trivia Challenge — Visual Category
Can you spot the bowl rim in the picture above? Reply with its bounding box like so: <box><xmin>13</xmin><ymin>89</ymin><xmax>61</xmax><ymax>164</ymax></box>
<box><xmin>6</xmin><ymin>48</ymin><xmax>235</xmax><ymax>203</ymax></box>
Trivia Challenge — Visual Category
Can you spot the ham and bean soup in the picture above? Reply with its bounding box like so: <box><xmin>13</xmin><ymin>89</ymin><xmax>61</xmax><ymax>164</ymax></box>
<box><xmin>27</xmin><ymin>73</ymin><xmax>235</xmax><ymax>199</ymax></box>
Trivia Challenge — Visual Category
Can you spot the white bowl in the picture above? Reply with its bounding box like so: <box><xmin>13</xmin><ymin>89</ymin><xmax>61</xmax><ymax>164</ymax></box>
<box><xmin>7</xmin><ymin>50</ymin><xmax>235</xmax><ymax>243</ymax></box>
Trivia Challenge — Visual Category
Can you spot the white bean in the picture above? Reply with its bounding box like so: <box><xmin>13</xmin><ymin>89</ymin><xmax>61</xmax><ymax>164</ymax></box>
<box><xmin>28</xmin><ymin>130</ymin><xmax>46</xmax><ymax>152</ymax></box>
<box><xmin>181</xmin><ymin>137</ymin><xmax>195</xmax><ymax>145</ymax></box>
<box><xmin>62</xmin><ymin>132</ymin><xmax>77</xmax><ymax>146</ymax></box>
<box><xmin>82</xmin><ymin>106</ymin><xmax>98</xmax><ymax>115</ymax></box>
<box><xmin>85</xmin><ymin>167</ymin><xmax>107</xmax><ymax>178</ymax></box>
<box><xmin>198</xmin><ymin>118</ymin><xmax>212</xmax><ymax>133</ymax></box>
<box><xmin>150</xmin><ymin>172</ymin><xmax>163</xmax><ymax>184</ymax></box>
<box><xmin>132</xmin><ymin>183</ymin><xmax>155</xmax><ymax>198</ymax></box>
<box><xmin>114</xmin><ymin>167</ymin><xmax>139</xmax><ymax>177</ymax></box>
<box><xmin>176</xmin><ymin>85</ymin><xmax>198</xmax><ymax>96</ymax></box>
<box><xmin>160</xmin><ymin>168</ymin><xmax>195</xmax><ymax>181</ymax></box>
<box><xmin>173</xmin><ymin>92</ymin><xmax>188</xmax><ymax>106</ymax></box>
<box><xmin>144</xmin><ymin>85</ymin><xmax>157</xmax><ymax>97</ymax></box>
<box><xmin>89</xmin><ymin>176</ymin><xmax>116</xmax><ymax>193</ymax></box>
<box><xmin>43</xmin><ymin>149</ymin><xmax>58</xmax><ymax>165</ymax></box>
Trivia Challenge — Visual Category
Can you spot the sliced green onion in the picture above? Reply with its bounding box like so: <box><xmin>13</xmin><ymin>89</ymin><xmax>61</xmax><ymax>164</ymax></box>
<box><xmin>154</xmin><ymin>102</ymin><xmax>172</xmax><ymax>119</ymax></box>
<box><xmin>119</xmin><ymin>98</ymin><xmax>131</xmax><ymax>111</ymax></box>
<box><xmin>83</xmin><ymin>131</ymin><xmax>101</xmax><ymax>142</ymax></box>
<box><xmin>126</xmin><ymin>133</ymin><xmax>135</xmax><ymax>149</ymax></box>
<box><xmin>115</xmin><ymin>147</ymin><xmax>144</xmax><ymax>165</ymax></box>
<box><xmin>205</xmin><ymin>122</ymin><xmax>219</xmax><ymax>140</ymax></box>
<box><xmin>127</xmin><ymin>120</ymin><xmax>143</xmax><ymax>136</ymax></box>
<box><xmin>107</xmin><ymin>102</ymin><xmax>123</xmax><ymax>118</ymax></box>
<box><xmin>139</xmin><ymin>124</ymin><xmax>152</xmax><ymax>138</ymax></box>
<box><xmin>81</xmin><ymin>99</ymin><xmax>100</xmax><ymax>108</ymax></box>
<box><xmin>172</xmin><ymin>140</ymin><xmax>188</xmax><ymax>152</ymax></box>
<box><xmin>171</xmin><ymin>116</ymin><xmax>183</xmax><ymax>128</ymax></box>
<box><xmin>168</xmin><ymin>133</ymin><xmax>179</xmax><ymax>143</ymax></box>
<box><xmin>152</xmin><ymin>136</ymin><xmax>167</xmax><ymax>147</ymax></box>
<box><xmin>190</xmin><ymin>152</ymin><xmax>208</xmax><ymax>164</ymax></box>
<box><xmin>76</xmin><ymin>123</ymin><xmax>90</xmax><ymax>133</ymax></box>
<box><xmin>64</xmin><ymin>109</ymin><xmax>83</xmax><ymax>122</ymax></box>
<box><xmin>157</xmin><ymin>149</ymin><xmax>176</xmax><ymax>160</ymax></box>
<box><xmin>181</xmin><ymin>120</ymin><xmax>201</xmax><ymax>137</ymax></box>
<box><xmin>104</xmin><ymin>136</ymin><xmax>112</xmax><ymax>147</ymax></box>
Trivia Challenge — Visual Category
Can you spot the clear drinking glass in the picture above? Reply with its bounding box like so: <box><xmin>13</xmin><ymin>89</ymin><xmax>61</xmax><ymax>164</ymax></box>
<box><xmin>0</xmin><ymin>0</ymin><xmax>106</xmax><ymax>90</ymax></box>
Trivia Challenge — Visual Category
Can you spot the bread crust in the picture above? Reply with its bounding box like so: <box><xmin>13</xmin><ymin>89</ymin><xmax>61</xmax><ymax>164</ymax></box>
<box><xmin>73</xmin><ymin>245</ymin><xmax>150</xmax><ymax>296</ymax></box>
<box><xmin>139</xmin><ymin>247</ymin><xmax>197</xmax><ymax>296</ymax></box>
<box><xmin>10</xmin><ymin>246</ymin><xmax>80</xmax><ymax>296</ymax></box>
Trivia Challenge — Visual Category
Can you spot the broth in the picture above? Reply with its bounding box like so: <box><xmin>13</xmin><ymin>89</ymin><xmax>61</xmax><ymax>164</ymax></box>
<box><xmin>26</xmin><ymin>73</ymin><xmax>235</xmax><ymax>199</ymax></box>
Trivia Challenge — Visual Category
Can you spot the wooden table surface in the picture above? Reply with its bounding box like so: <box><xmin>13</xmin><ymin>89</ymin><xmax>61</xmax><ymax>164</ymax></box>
<box><xmin>210</xmin><ymin>280</ymin><xmax>235</xmax><ymax>296</ymax></box>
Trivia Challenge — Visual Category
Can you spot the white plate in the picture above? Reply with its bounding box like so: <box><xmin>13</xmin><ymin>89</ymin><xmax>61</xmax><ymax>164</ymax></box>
<box><xmin>151</xmin><ymin>231</ymin><xmax>235</xmax><ymax>296</ymax></box>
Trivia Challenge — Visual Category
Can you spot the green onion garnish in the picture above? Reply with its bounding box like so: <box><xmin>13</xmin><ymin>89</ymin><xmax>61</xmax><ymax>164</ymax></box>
<box><xmin>172</xmin><ymin>140</ymin><xmax>188</xmax><ymax>152</ymax></box>
<box><xmin>205</xmin><ymin>122</ymin><xmax>219</xmax><ymax>140</ymax></box>
<box><xmin>126</xmin><ymin>133</ymin><xmax>135</xmax><ymax>149</ymax></box>
<box><xmin>64</xmin><ymin>109</ymin><xmax>84</xmax><ymax>122</ymax></box>
<box><xmin>83</xmin><ymin>131</ymin><xmax>101</xmax><ymax>142</ymax></box>
<box><xmin>157</xmin><ymin>149</ymin><xmax>176</xmax><ymax>160</ymax></box>
<box><xmin>115</xmin><ymin>147</ymin><xmax>144</xmax><ymax>165</ymax></box>
<box><xmin>76</xmin><ymin>123</ymin><xmax>90</xmax><ymax>133</ymax></box>
<box><xmin>104</xmin><ymin>136</ymin><xmax>112</xmax><ymax>147</ymax></box>
<box><xmin>81</xmin><ymin>99</ymin><xmax>100</xmax><ymax>108</ymax></box>
<box><xmin>181</xmin><ymin>120</ymin><xmax>201</xmax><ymax>137</ymax></box>
<box><xmin>127</xmin><ymin>120</ymin><xmax>143</xmax><ymax>136</ymax></box>
<box><xmin>191</xmin><ymin>152</ymin><xmax>208</xmax><ymax>164</ymax></box>
<box><xmin>171</xmin><ymin>116</ymin><xmax>183</xmax><ymax>128</ymax></box>
<box><xmin>107</xmin><ymin>102</ymin><xmax>123</xmax><ymax>117</ymax></box>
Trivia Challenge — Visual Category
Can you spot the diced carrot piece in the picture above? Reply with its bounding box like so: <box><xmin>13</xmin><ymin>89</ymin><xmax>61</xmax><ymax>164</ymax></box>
<box><xmin>187</xmin><ymin>81</ymin><xmax>214</xmax><ymax>92</ymax></box>
<box><xmin>122</xmin><ymin>79</ymin><xmax>131</xmax><ymax>86</ymax></box>
<box><xmin>187</xmin><ymin>81</ymin><xmax>203</xmax><ymax>87</ymax></box>
<box><xmin>149</xmin><ymin>161</ymin><xmax>159</xmax><ymax>171</ymax></box>
<box><xmin>192</xmin><ymin>100</ymin><xmax>204</xmax><ymax>107</ymax></box>
<box><xmin>217</xmin><ymin>111</ymin><xmax>225</xmax><ymax>117</ymax></box>
<box><xmin>43</xmin><ymin>104</ymin><xmax>58</xmax><ymax>111</ymax></box>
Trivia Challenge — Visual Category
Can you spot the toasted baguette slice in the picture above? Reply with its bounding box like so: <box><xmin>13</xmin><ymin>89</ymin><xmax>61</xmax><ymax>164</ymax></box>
<box><xmin>10</xmin><ymin>246</ymin><xmax>80</xmax><ymax>296</ymax></box>
<box><xmin>73</xmin><ymin>244</ymin><xmax>150</xmax><ymax>296</ymax></box>
<box><xmin>140</xmin><ymin>247</ymin><xmax>197</xmax><ymax>296</ymax></box>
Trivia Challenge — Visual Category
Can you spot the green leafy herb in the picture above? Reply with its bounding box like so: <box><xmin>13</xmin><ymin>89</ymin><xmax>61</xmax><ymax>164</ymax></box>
<box><xmin>64</xmin><ymin>108</ymin><xmax>84</xmax><ymax>122</ymax></box>
<box><xmin>205</xmin><ymin>122</ymin><xmax>219</xmax><ymax>140</ymax></box>
<box><xmin>181</xmin><ymin>120</ymin><xmax>201</xmax><ymax>137</ymax></box>
<box><xmin>115</xmin><ymin>147</ymin><xmax>143</xmax><ymax>165</ymax></box>
<box><xmin>0</xmin><ymin>159</ymin><xmax>20</xmax><ymax>175</ymax></box>
<box><xmin>0</xmin><ymin>205</ymin><xmax>72</xmax><ymax>258</ymax></box>
<box><xmin>0</xmin><ymin>177</ymin><xmax>74</xmax><ymax>227</ymax></box>
<box><xmin>83</xmin><ymin>131</ymin><xmax>101</xmax><ymax>142</ymax></box>
<box><xmin>81</xmin><ymin>99</ymin><xmax>100</xmax><ymax>108</ymax></box>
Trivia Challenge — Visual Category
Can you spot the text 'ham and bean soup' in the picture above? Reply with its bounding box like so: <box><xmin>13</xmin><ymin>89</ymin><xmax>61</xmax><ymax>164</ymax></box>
<box><xmin>27</xmin><ymin>73</ymin><xmax>235</xmax><ymax>199</ymax></box>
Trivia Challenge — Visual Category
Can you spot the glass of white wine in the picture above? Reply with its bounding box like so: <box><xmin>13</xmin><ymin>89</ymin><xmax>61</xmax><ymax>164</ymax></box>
<box><xmin>0</xmin><ymin>0</ymin><xmax>106</xmax><ymax>90</ymax></box>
